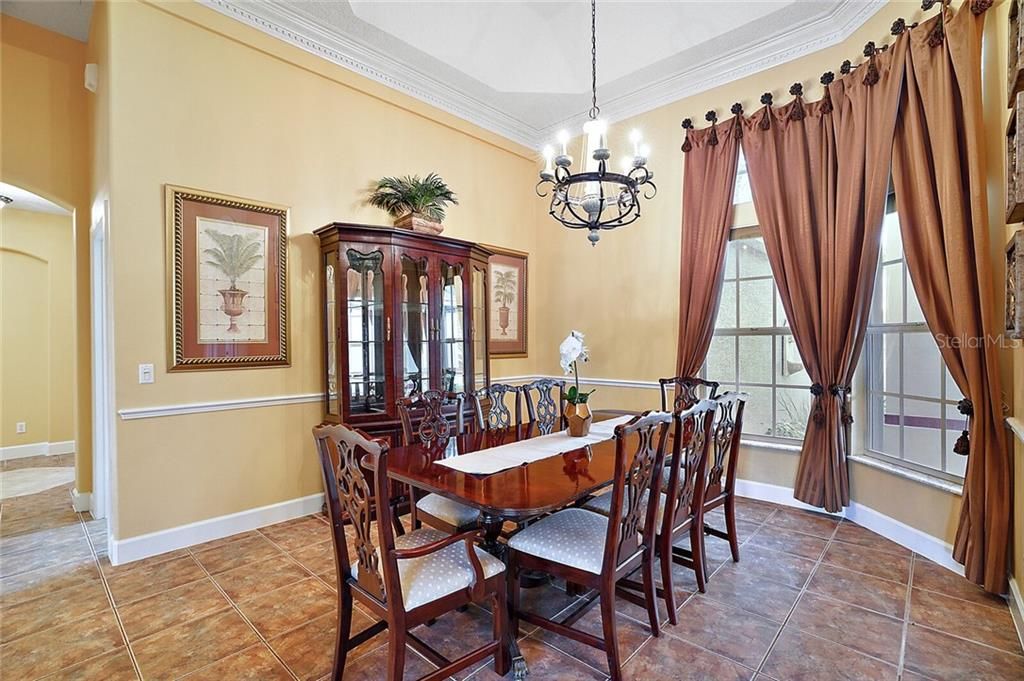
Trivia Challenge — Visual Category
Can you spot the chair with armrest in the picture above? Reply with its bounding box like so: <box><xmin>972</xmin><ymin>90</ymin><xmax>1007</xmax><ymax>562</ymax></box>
<box><xmin>312</xmin><ymin>422</ymin><xmax>509</xmax><ymax>681</ymax></box>
<box><xmin>396</xmin><ymin>390</ymin><xmax>479</xmax><ymax>534</ymax></box>
<box><xmin>506</xmin><ymin>411</ymin><xmax>671</xmax><ymax>681</ymax></box>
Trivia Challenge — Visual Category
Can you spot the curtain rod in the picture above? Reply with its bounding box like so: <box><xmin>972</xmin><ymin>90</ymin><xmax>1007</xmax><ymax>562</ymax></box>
<box><xmin>679</xmin><ymin>0</ymin><xmax>991</xmax><ymax>140</ymax></box>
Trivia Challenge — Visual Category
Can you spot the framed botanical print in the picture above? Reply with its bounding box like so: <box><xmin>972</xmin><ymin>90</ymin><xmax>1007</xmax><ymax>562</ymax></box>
<box><xmin>166</xmin><ymin>185</ymin><xmax>289</xmax><ymax>370</ymax></box>
<box><xmin>485</xmin><ymin>245</ymin><xmax>528</xmax><ymax>357</ymax></box>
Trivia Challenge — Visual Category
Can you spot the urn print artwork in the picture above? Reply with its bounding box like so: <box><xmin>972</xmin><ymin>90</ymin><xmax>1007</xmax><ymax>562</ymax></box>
<box><xmin>486</xmin><ymin>246</ymin><xmax>528</xmax><ymax>357</ymax></box>
<box><xmin>167</xmin><ymin>185</ymin><xmax>289</xmax><ymax>370</ymax></box>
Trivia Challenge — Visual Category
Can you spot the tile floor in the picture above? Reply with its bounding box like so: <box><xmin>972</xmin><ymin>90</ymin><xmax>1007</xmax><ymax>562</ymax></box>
<box><xmin>1</xmin><ymin>453</ymin><xmax>1022</xmax><ymax>680</ymax></box>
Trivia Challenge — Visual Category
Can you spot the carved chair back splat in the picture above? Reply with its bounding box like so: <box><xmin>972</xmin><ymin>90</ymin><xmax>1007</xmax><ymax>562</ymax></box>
<box><xmin>396</xmin><ymin>390</ymin><xmax>465</xmax><ymax>447</ymax></box>
<box><xmin>659</xmin><ymin>376</ymin><xmax>720</xmax><ymax>413</ymax></box>
<box><xmin>312</xmin><ymin>422</ymin><xmax>510</xmax><ymax>681</ymax></box>
<box><xmin>523</xmin><ymin>378</ymin><xmax>567</xmax><ymax>435</ymax></box>
<box><xmin>472</xmin><ymin>383</ymin><xmax>524</xmax><ymax>431</ymax></box>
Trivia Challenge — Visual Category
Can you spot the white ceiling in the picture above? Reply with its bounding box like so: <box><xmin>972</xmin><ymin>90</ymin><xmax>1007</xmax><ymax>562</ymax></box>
<box><xmin>0</xmin><ymin>0</ymin><xmax>94</xmax><ymax>42</ymax></box>
<box><xmin>0</xmin><ymin>182</ymin><xmax>71</xmax><ymax>215</ymax></box>
<box><xmin>205</xmin><ymin>0</ymin><xmax>886</xmax><ymax>148</ymax></box>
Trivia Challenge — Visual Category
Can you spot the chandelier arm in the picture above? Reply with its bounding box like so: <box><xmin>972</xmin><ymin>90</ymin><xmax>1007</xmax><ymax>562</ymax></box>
<box><xmin>563</xmin><ymin>198</ymin><xmax>597</xmax><ymax>228</ymax></box>
<box><xmin>643</xmin><ymin>181</ymin><xmax>658</xmax><ymax>200</ymax></box>
<box><xmin>535</xmin><ymin>179</ymin><xmax>553</xmax><ymax>198</ymax></box>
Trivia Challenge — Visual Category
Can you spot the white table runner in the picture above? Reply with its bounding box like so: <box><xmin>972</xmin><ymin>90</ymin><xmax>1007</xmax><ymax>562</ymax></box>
<box><xmin>435</xmin><ymin>415</ymin><xmax>634</xmax><ymax>475</ymax></box>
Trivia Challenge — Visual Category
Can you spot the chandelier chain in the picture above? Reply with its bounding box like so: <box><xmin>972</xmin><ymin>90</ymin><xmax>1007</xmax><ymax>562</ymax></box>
<box><xmin>589</xmin><ymin>0</ymin><xmax>599</xmax><ymax>120</ymax></box>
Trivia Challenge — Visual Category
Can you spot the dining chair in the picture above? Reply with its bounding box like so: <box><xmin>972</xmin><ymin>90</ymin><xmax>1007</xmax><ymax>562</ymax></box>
<box><xmin>523</xmin><ymin>378</ymin><xmax>567</xmax><ymax>434</ymax></box>
<box><xmin>506</xmin><ymin>411</ymin><xmax>671</xmax><ymax>681</ymax></box>
<box><xmin>396</xmin><ymin>391</ymin><xmax>479</xmax><ymax>534</ymax></box>
<box><xmin>312</xmin><ymin>422</ymin><xmax>509</xmax><ymax>681</ymax></box>
<box><xmin>582</xmin><ymin>401</ymin><xmax>716</xmax><ymax>623</ymax></box>
<box><xmin>471</xmin><ymin>383</ymin><xmax>524</xmax><ymax>431</ymax></box>
<box><xmin>658</xmin><ymin>375</ymin><xmax>720</xmax><ymax>413</ymax></box>
<box><xmin>700</xmin><ymin>392</ymin><xmax>748</xmax><ymax>568</ymax></box>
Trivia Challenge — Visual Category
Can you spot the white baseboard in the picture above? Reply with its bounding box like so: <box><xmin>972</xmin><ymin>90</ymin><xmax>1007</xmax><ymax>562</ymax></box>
<box><xmin>71</xmin><ymin>488</ymin><xmax>92</xmax><ymax>512</ymax></box>
<box><xmin>735</xmin><ymin>478</ymin><xmax>963</xmax><ymax>575</ymax></box>
<box><xmin>1009</xmin><ymin>576</ymin><xmax>1024</xmax><ymax>652</ymax></box>
<box><xmin>0</xmin><ymin>440</ymin><xmax>75</xmax><ymax>461</ymax></box>
<box><xmin>109</xmin><ymin>492</ymin><xmax>325</xmax><ymax>566</ymax></box>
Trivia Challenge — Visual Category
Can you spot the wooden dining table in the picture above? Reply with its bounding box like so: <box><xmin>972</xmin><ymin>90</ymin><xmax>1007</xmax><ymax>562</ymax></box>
<box><xmin>363</xmin><ymin>411</ymin><xmax>637</xmax><ymax>680</ymax></box>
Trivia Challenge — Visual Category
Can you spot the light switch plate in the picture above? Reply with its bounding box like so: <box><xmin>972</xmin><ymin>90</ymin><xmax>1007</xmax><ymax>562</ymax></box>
<box><xmin>15</xmin><ymin>421</ymin><xmax>26</xmax><ymax>434</ymax></box>
<box><xmin>138</xmin><ymin>363</ymin><xmax>155</xmax><ymax>384</ymax></box>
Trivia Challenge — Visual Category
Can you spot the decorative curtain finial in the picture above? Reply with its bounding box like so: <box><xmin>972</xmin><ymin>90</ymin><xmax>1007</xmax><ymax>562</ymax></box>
<box><xmin>921</xmin><ymin>0</ymin><xmax>937</xmax><ymax>9</ymax></box>
<box><xmin>758</xmin><ymin>93</ymin><xmax>773</xmax><ymax>130</ymax></box>
<box><xmin>971</xmin><ymin>0</ymin><xmax>993</xmax><ymax>14</ymax></box>
<box><xmin>731</xmin><ymin>103</ymin><xmax>744</xmax><ymax>139</ymax></box>
<box><xmin>927</xmin><ymin>0</ymin><xmax>947</xmax><ymax>46</ymax></box>
<box><xmin>788</xmin><ymin>83</ymin><xmax>805</xmax><ymax>120</ymax></box>
<box><xmin>820</xmin><ymin>71</ymin><xmax>834</xmax><ymax>86</ymax></box>
<box><xmin>680</xmin><ymin>118</ymin><xmax>693</xmax><ymax>152</ymax></box>
<box><xmin>862</xmin><ymin>42</ymin><xmax>880</xmax><ymax>86</ymax></box>
<box><xmin>840</xmin><ymin>59</ymin><xmax>852</xmax><ymax>75</ymax></box>
<box><xmin>705</xmin><ymin>110</ymin><xmax>719</xmax><ymax>146</ymax></box>
<box><xmin>863</xmin><ymin>41</ymin><xmax>876</xmax><ymax>57</ymax></box>
<box><xmin>891</xmin><ymin>18</ymin><xmax>907</xmax><ymax>35</ymax></box>
<box><xmin>789</xmin><ymin>83</ymin><xmax>803</xmax><ymax>97</ymax></box>
<box><xmin>820</xmin><ymin>72</ymin><xmax>835</xmax><ymax>113</ymax></box>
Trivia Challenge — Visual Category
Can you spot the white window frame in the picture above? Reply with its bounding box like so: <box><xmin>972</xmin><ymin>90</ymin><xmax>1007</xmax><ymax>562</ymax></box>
<box><xmin>709</xmin><ymin>225</ymin><xmax>811</xmax><ymax>444</ymax></box>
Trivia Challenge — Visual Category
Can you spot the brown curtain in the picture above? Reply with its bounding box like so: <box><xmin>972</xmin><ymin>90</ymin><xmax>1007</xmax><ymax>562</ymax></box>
<box><xmin>740</xmin><ymin>37</ymin><xmax>907</xmax><ymax>512</ymax></box>
<box><xmin>892</xmin><ymin>4</ymin><xmax>1008</xmax><ymax>593</ymax></box>
<box><xmin>676</xmin><ymin>118</ymin><xmax>741</xmax><ymax>377</ymax></box>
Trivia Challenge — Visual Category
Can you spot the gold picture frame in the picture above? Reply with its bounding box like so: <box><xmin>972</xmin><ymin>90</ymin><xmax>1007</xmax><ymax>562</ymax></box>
<box><xmin>485</xmin><ymin>245</ymin><xmax>528</xmax><ymax>358</ymax></box>
<box><xmin>166</xmin><ymin>185</ymin><xmax>289</xmax><ymax>371</ymax></box>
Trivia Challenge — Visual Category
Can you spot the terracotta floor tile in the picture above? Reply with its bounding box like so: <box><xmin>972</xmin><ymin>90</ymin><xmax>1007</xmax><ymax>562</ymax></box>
<box><xmin>213</xmin><ymin>553</ymin><xmax>310</xmax><ymax>603</ymax></box>
<box><xmin>131</xmin><ymin>608</ymin><xmax>259</xmax><ymax>679</ymax></box>
<box><xmin>909</xmin><ymin>587</ymin><xmax>1021</xmax><ymax>655</ymax></box>
<box><xmin>106</xmin><ymin>554</ymin><xmax>207</xmax><ymax>605</ymax></box>
<box><xmin>821</xmin><ymin>540</ymin><xmax>910</xmax><ymax>583</ymax></box>
<box><xmin>260</xmin><ymin>516</ymin><xmax>332</xmax><ymax>551</ymax></box>
<box><xmin>911</xmin><ymin>557</ymin><xmax>1008</xmax><ymax>609</ymax></box>
<box><xmin>238</xmin><ymin>577</ymin><xmax>336</xmax><ymax>639</ymax></box>
<box><xmin>805</xmin><ymin>563</ymin><xmax>907</xmax><ymax>619</ymax></box>
<box><xmin>289</xmin><ymin>539</ymin><xmax>336</xmax><ymax>576</ymax></box>
<box><xmin>0</xmin><ymin>555</ymin><xmax>100</xmax><ymax>608</ymax></box>
<box><xmin>411</xmin><ymin>604</ymin><xmax>499</xmax><ymax>680</ymax></box>
<box><xmin>193</xmin><ymin>533</ymin><xmax>284</xmax><ymax>574</ymax></box>
<box><xmin>98</xmin><ymin>548</ymin><xmax>191</xmax><ymax>578</ymax></box>
<box><xmin>470</xmin><ymin>635</ymin><xmax>606</xmax><ymax>680</ymax></box>
<box><xmin>1</xmin><ymin>578</ymin><xmax>111</xmax><ymax>644</ymax></box>
<box><xmin>189</xmin><ymin>530</ymin><xmax>260</xmax><ymax>553</ymax></box>
<box><xmin>702</xmin><ymin>562</ymin><xmax>801</xmax><ymax>621</ymax></box>
<box><xmin>330</xmin><ymin>642</ymin><xmax>438</xmax><ymax>681</ymax></box>
<box><xmin>180</xmin><ymin>643</ymin><xmax>293</xmax><ymax>680</ymax></box>
<box><xmin>117</xmin><ymin>577</ymin><xmax>228</xmax><ymax>641</ymax></box>
<box><xmin>269</xmin><ymin>612</ymin><xmax>343</xmax><ymax>681</ymax></box>
<box><xmin>833</xmin><ymin>522</ymin><xmax>911</xmax><ymax>557</ymax></box>
<box><xmin>726</xmin><ymin>543</ymin><xmax>816</xmax><ymax>589</ymax></box>
<box><xmin>512</xmin><ymin>579</ymin><xmax>582</xmax><ymax>630</ymax></box>
<box><xmin>787</xmin><ymin>591</ymin><xmax>903</xmax><ymax>664</ymax></box>
<box><xmin>733</xmin><ymin>497</ymin><xmax>778</xmax><ymax>524</ymax></box>
<box><xmin>39</xmin><ymin>647</ymin><xmax>138</xmax><ymax>680</ymax></box>
<box><xmin>766</xmin><ymin>507</ymin><xmax>840</xmax><ymax>539</ymax></box>
<box><xmin>623</xmin><ymin>633</ymin><xmax>755</xmax><ymax>681</ymax></box>
<box><xmin>904</xmin><ymin>624</ymin><xmax>1024</xmax><ymax>680</ymax></box>
<box><xmin>532</xmin><ymin>600</ymin><xmax>651</xmax><ymax>675</ymax></box>
<box><xmin>761</xmin><ymin>628</ymin><xmax>897</xmax><ymax>681</ymax></box>
<box><xmin>0</xmin><ymin>509</ymin><xmax>82</xmax><ymax>540</ymax></box>
<box><xmin>667</xmin><ymin>595</ymin><xmax>781</xmax><ymax>668</ymax></box>
<box><xmin>0</xmin><ymin>534</ymin><xmax>93</xmax><ymax>577</ymax></box>
<box><xmin>746</xmin><ymin>524</ymin><xmax>828</xmax><ymax>561</ymax></box>
<box><xmin>0</xmin><ymin>608</ymin><xmax>125</xmax><ymax>679</ymax></box>
<box><xmin>703</xmin><ymin>511</ymin><xmax>763</xmax><ymax>542</ymax></box>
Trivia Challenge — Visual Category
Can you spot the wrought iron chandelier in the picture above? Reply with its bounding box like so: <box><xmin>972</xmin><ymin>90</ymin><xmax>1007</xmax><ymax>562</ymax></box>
<box><xmin>535</xmin><ymin>0</ymin><xmax>655</xmax><ymax>245</ymax></box>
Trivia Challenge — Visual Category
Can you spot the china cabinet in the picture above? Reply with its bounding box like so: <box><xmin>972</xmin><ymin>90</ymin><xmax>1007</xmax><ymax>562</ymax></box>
<box><xmin>315</xmin><ymin>223</ymin><xmax>492</xmax><ymax>442</ymax></box>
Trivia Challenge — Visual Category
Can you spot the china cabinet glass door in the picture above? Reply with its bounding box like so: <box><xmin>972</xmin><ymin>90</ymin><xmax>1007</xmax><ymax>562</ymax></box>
<box><xmin>439</xmin><ymin>260</ymin><xmax>466</xmax><ymax>393</ymax></box>
<box><xmin>324</xmin><ymin>253</ymin><xmax>340</xmax><ymax>418</ymax></box>
<box><xmin>345</xmin><ymin>247</ymin><xmax>388</xmax><ymax>414</ymax></box>
<box><xmin>398</xmin><ymin>252</ymin><xmax>432</xmax><ymax>397</ymax></box>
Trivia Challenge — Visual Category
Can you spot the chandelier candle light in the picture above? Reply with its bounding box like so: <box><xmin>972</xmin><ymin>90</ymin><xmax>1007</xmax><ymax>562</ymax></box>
<box><xmin>535</xmin><ymin>0</ymin><xmax>656</xmax><ymax>245</ymax></box>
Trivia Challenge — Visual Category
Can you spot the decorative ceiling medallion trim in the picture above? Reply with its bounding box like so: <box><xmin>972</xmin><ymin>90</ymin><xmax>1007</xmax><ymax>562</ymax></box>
<box><xmin>202</xmin><ymin>0</ymin><xmax>885</xmax><ymax>150</ymax></box>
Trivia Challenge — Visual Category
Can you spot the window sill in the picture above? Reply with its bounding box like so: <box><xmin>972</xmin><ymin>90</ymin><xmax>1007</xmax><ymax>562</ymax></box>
<box><xmin>848</xmin><ymin>454</ymin><xmax>963</xmax><ymax>496</ymax></box>
<box><xmin>739</xmin><ymin>438</ymin><xmax>802</xmax><ymax>454</ymax></box>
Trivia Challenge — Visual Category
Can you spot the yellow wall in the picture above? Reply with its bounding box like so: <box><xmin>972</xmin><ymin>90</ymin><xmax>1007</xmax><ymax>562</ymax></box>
<box><xmin>0</xmin><ymin>14</ymin><xmax>91</xmax><ymax>487</ymax></box>
<box><xmin>0</xmin><ymin>209</ymin><xmax>76</xmax><ymax>447</ymax></box>
<box><xmin>102</xmin><ymin>0</ymin><xmax>548</xmax><ymax>539</ymax></box>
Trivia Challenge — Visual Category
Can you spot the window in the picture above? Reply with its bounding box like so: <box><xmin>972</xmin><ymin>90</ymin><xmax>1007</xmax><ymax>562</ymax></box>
<box><xmin>733</xmin><ymin>152</ymin><xmax>753</xmax><ymax>205</ymax></box>
<box><xmin>864</xmin><ymin>202</ymin><xmax>966</xmax><ymax>481</ymax></box>
<box><xmin>706</xmin><ymin>226</ymin><xmax>811</xmax><ymax>441</ymax></box>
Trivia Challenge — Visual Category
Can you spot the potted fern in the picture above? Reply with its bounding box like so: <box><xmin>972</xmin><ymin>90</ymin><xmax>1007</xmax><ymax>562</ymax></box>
<box><xmin>203</xmin><ymin>229</ymin><xmax>263</xmax><ymax>333</ymax></box>
<box><xmin>368</xmin><ymin>173</ymin><xmax>459</xmax><ymax>235</ymax></box>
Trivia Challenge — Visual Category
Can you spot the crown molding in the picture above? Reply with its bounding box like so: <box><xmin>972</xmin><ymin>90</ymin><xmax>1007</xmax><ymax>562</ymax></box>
<box><xmin>202</xmin><ymin>0</ymin><xmax>885</xmax><ymax>150</ymax></box>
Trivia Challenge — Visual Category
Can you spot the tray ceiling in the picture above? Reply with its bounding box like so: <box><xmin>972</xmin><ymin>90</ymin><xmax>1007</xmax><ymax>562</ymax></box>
<box><xmin>211</xmin><ymin>1</ymin><xmax>885</xmax><ymax>148</ymax></box>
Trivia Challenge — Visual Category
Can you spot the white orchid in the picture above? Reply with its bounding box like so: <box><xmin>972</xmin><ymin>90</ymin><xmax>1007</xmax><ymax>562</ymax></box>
<box><xmin>559</xmin><ymin>330</ymin><xmax>594</xmax><ymax>404</ymax></box>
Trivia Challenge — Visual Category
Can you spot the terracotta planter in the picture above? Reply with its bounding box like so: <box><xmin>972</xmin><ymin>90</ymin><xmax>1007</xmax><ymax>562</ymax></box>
<box><xmin>564</xmin><ymin>401</ymin><xmax>593</xmax><ymax>437</ymax></box>
<box><xmin>218</xmin><ymin>287</ymin><xmax>249</xmax><ymax>333</ymax></box>
<box><xmin>394</xmin><ymin>213</ymin><xmax>444</xmax><ymax>235</ymax></box>
<box><xmin>498</xmin><ymin>305</ymin><xmax>510</xmax><ymax>335</ymax></box>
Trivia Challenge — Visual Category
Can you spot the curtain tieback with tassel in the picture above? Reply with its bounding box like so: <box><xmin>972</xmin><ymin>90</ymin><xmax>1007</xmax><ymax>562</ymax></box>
<box><xmin>953</xmin><ymin>398</ymin><xmax>973</xmax><ymax>456</ymax></box>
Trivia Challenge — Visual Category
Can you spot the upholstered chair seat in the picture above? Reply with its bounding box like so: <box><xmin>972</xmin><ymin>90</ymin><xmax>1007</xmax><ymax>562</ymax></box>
<box><xmin>582</xmin><ymin>491</ymin><xmax>666</xmax><ymax>528</ymax></box>
<box><xmin>415</xmin><ymin>493</ymin><xmax>480</xmax><ymax>530</ymax></box>
<box><xmin>506</xmin><ymin>507</ymin><xmax>611</xmax><ymax>574</ymax></box>
<box><xmin>353</xmin><ymin>527</ymin><xmax>504</xmax><ymax>610</ymax></box>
